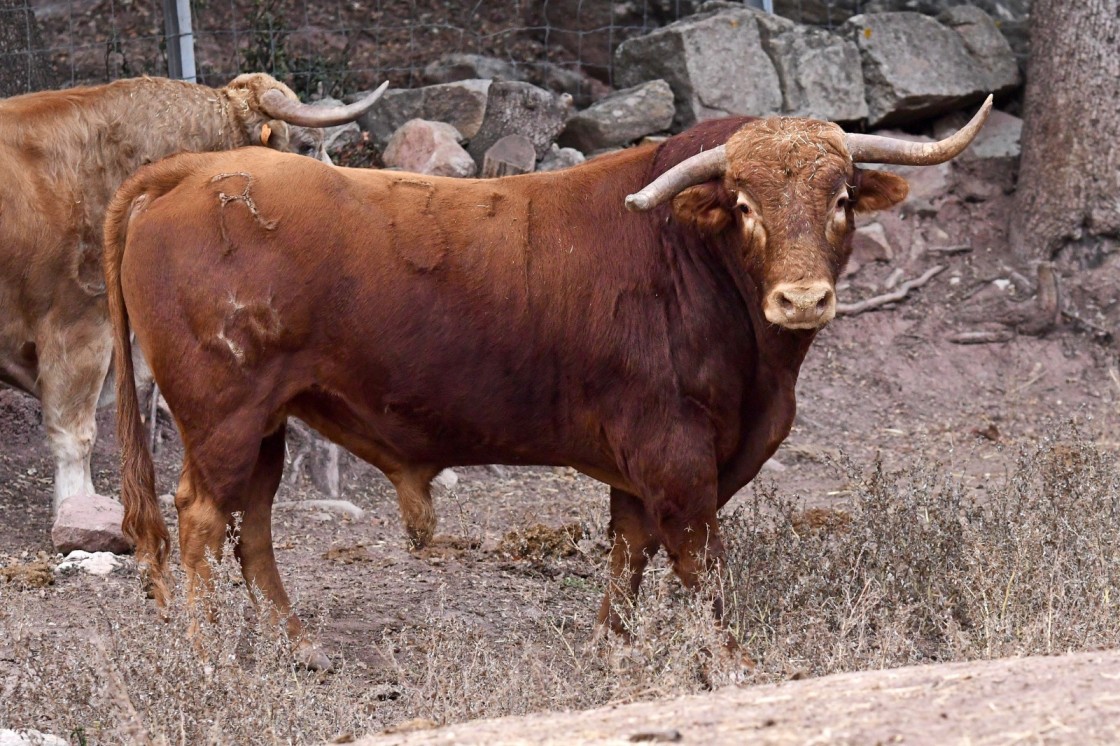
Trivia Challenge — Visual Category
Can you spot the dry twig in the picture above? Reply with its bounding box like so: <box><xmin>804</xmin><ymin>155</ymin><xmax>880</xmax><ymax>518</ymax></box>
<box><xmin>836</xmin><ymin>265</ymin><xmax>945</xmax><ymax>317</ymax></box>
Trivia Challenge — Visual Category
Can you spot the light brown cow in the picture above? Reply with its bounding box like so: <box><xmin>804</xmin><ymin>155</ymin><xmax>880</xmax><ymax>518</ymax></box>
<box><xmin>105</xmin><ymin>99</ymin><xmax>991</xmax><ymax>669</ymax></box>
<box><xmin>0</xmin><ymin>73</ymin><xmax>384</xmax><ymax>546</ymax></box>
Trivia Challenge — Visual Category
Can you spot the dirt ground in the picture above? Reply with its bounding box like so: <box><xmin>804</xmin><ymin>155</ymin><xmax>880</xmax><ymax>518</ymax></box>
<box><xmin>2</xmin><ymin>148</ymin><xmax>1119</xmax><ymax>741</ymax></box>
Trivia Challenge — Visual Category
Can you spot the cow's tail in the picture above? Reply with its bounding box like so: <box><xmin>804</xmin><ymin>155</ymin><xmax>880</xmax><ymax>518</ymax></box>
<box><xmin>103</xmin><ymin>167</ymin><xmax>173</xmax><ymax>605</ymax></box>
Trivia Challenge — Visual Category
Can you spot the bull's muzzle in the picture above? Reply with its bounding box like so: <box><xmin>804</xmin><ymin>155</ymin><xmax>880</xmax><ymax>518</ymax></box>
<box><xmin>764</xmin><ymin>282</ymin><xmax>836</xmax><ymax>330</ymax></box>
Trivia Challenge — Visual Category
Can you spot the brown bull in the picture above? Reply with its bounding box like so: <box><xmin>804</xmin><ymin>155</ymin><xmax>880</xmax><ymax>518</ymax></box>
<box><xmin>105</xmin><ymin>99</ymin><xmax>991</xmax><ymax>669</ymax></box>
<box><xmin>0</xmin><ymin>73</ymin><xmax>384</xmax><ymax>546</ymax></box>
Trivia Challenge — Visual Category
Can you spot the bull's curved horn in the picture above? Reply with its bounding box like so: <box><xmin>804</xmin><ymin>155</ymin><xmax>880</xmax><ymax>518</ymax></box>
<box><xmin>845</xmin><ymin>95</ymin><xmax>993</xmax><ymax>166</ymax></box>
<box><xmin>625</xmin><ymin>146</ymin><xmax>728</xmax><ymax>212</ymax></box>
<box><xmin>259</xmin><ymin>81</ymin><xmax>389</xmax><ymax>127</ymax></box>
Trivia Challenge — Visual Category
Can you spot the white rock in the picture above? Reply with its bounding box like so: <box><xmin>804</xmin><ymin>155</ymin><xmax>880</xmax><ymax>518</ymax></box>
<box><xmin>434</xmin><ymin>469</ymin><xmax>459</xmax><ymax>490</ymax></box>
<box><xmin>0</xmin><ymin>729</ymin><xmax>68</xmax><ymax>746</ymax></box>
<box><xmin>57</xmin><ymin>550</ymin><xmax>121</xmax><ymax>576</ymax></box>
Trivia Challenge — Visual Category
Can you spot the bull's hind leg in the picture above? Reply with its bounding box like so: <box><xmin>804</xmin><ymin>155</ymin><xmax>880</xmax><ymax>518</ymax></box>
<box><xmin>385</xmin><ymin>464</ymin><xmax>441</xmax><ymax>549</ymax></box>
<box><xmin>598</xmin><ymin>487</ymin><xmax>662</xmax><ymax>637</ymax></box>
<box><xmin>231</xmin><ymin>426</ymin><xmax>331</xmax><ymax>671</ymax></box>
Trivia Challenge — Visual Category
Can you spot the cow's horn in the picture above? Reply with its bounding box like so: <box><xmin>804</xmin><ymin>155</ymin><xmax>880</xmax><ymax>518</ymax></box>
<box><xmin>259</xmin><ymin>81</ymin><xmax>389</xmax><ymax>127</ymax></box>
<box><xmin>625</xmin><ymin>146</ymin><xmax>728</xmax><ymax>212</ymax></box>
<box><xmin>845</xmin><ymin>95</ymin><xmax>993</xmax><ymax>166</ymax></box>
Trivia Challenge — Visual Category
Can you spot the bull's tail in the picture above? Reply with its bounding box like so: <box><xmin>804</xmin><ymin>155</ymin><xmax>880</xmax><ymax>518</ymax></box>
<box><xmin>103</xmin><ymin>165</ymin><xmax>178</xmax><ymax>604</ymax></box>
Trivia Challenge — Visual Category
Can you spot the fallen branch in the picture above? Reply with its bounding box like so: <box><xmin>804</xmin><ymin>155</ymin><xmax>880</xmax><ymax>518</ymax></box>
<box><xmin>837</xmin><ymin>265</ymin><xmax>945</xmax><ymax>317</ymax></box>
<box><xmin>274</xmin><ymin>499</ymin><xmax>364</xmax><ymax>520</ymax></box>
<box><xmin>947</xmin><ymin>330</ymin><xmax>1015</xmax><ymax>345</ymax></box>
<box><xmin>926</xmin><ymin>244</ymin><xmax>972</xmax><ymax>255</ymax></box>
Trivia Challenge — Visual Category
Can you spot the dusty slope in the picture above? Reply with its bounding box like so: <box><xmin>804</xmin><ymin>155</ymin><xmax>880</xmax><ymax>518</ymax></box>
<box><xmin>356</xmin><ymin>650</ymin><xmax>1120</xmax><ymax>745</ymax></box>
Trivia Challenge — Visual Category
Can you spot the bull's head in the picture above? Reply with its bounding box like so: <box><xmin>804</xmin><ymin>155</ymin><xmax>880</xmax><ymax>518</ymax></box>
<box><xmin>223</xmin><ymin>73</ymin><xmax>389</xmax><ymax>163</ymax></box>
<box><xmin>626</xmin><ymin>97</ymin><xmax>992</xmax><ymax>331</ymax></box>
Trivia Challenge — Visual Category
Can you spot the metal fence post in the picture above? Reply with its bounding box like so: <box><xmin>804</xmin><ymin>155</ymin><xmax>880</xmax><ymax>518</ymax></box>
<box><xmin>162</xmin><ymin>0</ymin><xmax>196</xmax><ymax>81</ymax></box>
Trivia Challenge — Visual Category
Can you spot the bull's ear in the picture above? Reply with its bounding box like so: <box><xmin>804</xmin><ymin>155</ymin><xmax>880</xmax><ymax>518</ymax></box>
<box><xmin>256</xmin><ymin>120</ymin><xmax>290</xmax><ymax>151</ymax></box>
<box><xmin>855</xmin><ymin>169</ymin><xmax>909</xmax><ymax>213</ymax></box>
<box><xmin>671</xmin><ymin>182</ymin><xmax>733</xmax><ymax>235</ymax></box>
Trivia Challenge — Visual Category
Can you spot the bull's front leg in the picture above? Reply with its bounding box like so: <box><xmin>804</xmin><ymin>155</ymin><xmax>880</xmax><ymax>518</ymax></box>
<box><xmin>38</xmin><ymin>317</ymin><xmax>130</xmax><ymax>553</ymax></box>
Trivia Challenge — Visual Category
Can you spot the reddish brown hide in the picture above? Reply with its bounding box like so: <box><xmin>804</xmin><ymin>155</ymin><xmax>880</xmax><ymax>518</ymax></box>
<box><xmin>104</xmin><ymin>112</ymin><xmax>979</xmax><ymax>669</ymax></box>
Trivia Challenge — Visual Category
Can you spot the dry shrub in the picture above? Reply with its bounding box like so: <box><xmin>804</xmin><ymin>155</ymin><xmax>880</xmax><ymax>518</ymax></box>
<box><xmin>724</xmin><ymin>421</ymin><xmax>1120</xmax><ymax>677</ymax></box>
<box><xmin>4</xmin><ymin>422</ymin><xmax>1120</xmax><ymax>738</ymax></box>
<box><xmin>382</xmin><ymin>569</ymin><xmax>744</xmax><ymax>728</ymax></box>
<box><xmin>0</xmin><ymin>534</ymin><xmax>380</xmax><ymax>745</ymax></box>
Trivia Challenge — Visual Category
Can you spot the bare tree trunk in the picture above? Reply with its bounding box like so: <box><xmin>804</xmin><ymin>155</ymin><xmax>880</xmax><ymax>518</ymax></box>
<box><xmin>1010</xmin><ymin>0</ymin><xmax>1120</xmax><ymax>261</ymax></box>
<box><xmin>0</xmin><ymin>0</ymin><xmax>57</xmax><ymax>96</ymax></box>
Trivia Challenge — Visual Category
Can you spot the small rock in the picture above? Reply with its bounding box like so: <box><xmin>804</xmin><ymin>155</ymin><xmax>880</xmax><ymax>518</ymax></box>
<box><xmin>382</xmin><ymin>119</ymin><xmax>476</xmax><ymax>178</ymax></box>
<box><xmin>0</xmin><ymin>730</ymin><xmax>68</xmax><ymax>746</ymax></box>
<box><xmin>57</xmin><ymin>550</ymin><xmax>121</xmax><ymax>577</ymax></box>
<box><xmin>481</xmin><ymin>134</ymin><xmax>537</xmax><ymax>178</ymax></box>
<box><xmin>538</xmin><ymin>144</ymin><xmax>586</xmax><ymax>172</ymax></box>
<box><xmin>51</xmin><ymin>494</ymin><xmax>131</xmax><ymax>554</ymax></box>
<box><xmin>559</xmin><ymin>79</ymin><xmax>675</xmax><ymax>152</ymax></box>
<box><xmin>433</xmin><ymin>469</ymin><xmax>459</xmax><ymax>490</ymax></box>
<box><xmin>852</xmin><ymin>223</ymin><xmax>894</xmax><ymax>264</ymax></box>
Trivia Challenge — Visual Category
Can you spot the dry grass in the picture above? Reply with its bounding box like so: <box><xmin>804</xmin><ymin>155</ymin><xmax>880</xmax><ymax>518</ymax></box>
<box><xmin>2</xmin><ymin>423</ymin><xmax>1120</xmax><ymax>743</ymax></box>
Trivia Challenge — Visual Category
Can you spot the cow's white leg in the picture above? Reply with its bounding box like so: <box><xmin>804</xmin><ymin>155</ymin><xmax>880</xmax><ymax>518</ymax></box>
<box><xmin>37</xmin><ymin>319</ymin><xmax>113</xmax><ymax>510</ymax></box>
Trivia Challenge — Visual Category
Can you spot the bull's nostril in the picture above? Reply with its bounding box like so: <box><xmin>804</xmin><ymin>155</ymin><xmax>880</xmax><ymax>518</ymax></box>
<box><xmin>778</xmin><ymin>295</ymin><xmax>796</xmax><ymax>315</ymax></box>
<box><xmin>816</xmin><ymin>295</ymin><xmax>831</xmax><ymax>314</ymax></box>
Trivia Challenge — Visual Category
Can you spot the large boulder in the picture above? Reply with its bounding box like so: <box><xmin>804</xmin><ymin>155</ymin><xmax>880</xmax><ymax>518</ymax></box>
<box><xmin>520</xmin><ymin>1</ymin><xmax>699</xmax><ymax>83</ymax></box>
<box><xmin>559</xmin><ymin>80</ymin><xmax>675</xmax><ymax>152</ymax></box>
<box><xmin>355</xmin><ymin>80</ymin><xmax>491</xmax><ymax>150</ymax></box>
<box><xmin>382</xmin><ymin>120</ymin><xmax>477</xmax><ymax>178</ymax></box>
<box><xmin>842</xmin><ymin>10</ymin><xmax>1020</xmax><ymax>126</ymax></box>
<box><xmin>614</xmin><ymin>7</ymin><xmax>783</xmax><ymax>129</ymax></box>
<box><xmin>467</xmin><ymin>81</ymin><xmax>574</xmax><ymax>163</ymax></box>
<box><xmin>754</xmin><ymin>12</ymin><xmax>868</xmax><ymax>121</ymax></box>
<box><xmin>422</xmin><ymin>54</ymin><xmax>521</xmax><ymax>85</ymax></box>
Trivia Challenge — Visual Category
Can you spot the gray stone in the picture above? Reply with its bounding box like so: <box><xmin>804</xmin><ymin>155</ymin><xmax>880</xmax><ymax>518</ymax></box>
<box><xmin>754</xmin><ymin>12</ymin><xmax>868</xmax><ymax>121</ymax></box>
<box><xmin>559</xmin><ymin>80</ymin><xmax>675</xmax><ymax>152</ymax></box>
<box><xmin>382</xmin><ymin>120</ymin><xmax>477</xmax><ymax>178</ymax></box>
<box><xmin>939</xmin><ymin>6</ymin><xmax>1022</xmax><ymax>95</ymax></box>
<box><xmin>356</xmin><ymin>80</ymin><xmax>491</xmax><ymax>150</ymax></box>
<box><xmin>526</xmin><ymin>61</ymin><xmax>608</xmax><ymax>108</ymax></box>
<box><xmin>422</xmin><ymin>53</ymin><xmax>522</xmax><ymax>85</ymax></box>
<box><xmin>309</xmin><ymin>96</ymin><xmax>362</xmax><ymax>155</ymax></box>
<box><xmin>468</xmin><ymin>81</ymin><xmax>574</xmax><ymax>162</ymax></box>
<box><xmin>843</xmin><ymin>10</ymin><xmax>1020</xmax><ymax>126</ymax></box>
<box><xmin>51</xmin><ymin>493</ymin><xmax>130</xmax><ymax>554</ymax></box>
<box><xmin>934</xmin><ymin>107</ymin><xmax>1021</xmax><ymax>161</ymax></box>
<box><xmin>538</xmin><ymin>144</ymin><xmax>586</xmax><ymax>172</ymax></box>
<box><xmin>615</xmin><ymin>7</ymin><xmax>783</xmax><ymax>129</ymax></box>
<box><xmin>852</xmin><ymin>222</ymin><xmax>894</xmax><ymax>264</ymax></box>
<box><xmin>481</xmin><ymin>135</ymin><xmax>537</xmax><ymax>178</ymax></box>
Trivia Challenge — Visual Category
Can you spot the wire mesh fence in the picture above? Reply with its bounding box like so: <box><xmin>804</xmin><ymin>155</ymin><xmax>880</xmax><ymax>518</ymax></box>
<box><xmin>3</xmin><ymin>0</ymin><xmax>878</xmax><ymax>98</ymax></box>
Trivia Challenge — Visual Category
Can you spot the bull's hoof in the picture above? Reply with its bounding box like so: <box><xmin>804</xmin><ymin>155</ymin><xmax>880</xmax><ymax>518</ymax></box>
<box><xmin>51</xmin><ymin>493</ymin><xmax>132</xmax><ymax>554</ymax></box>
<box><xmin>295</xmin><ymin>641</ymin><xmax>333</xmax><ymax>672</ymax></box>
